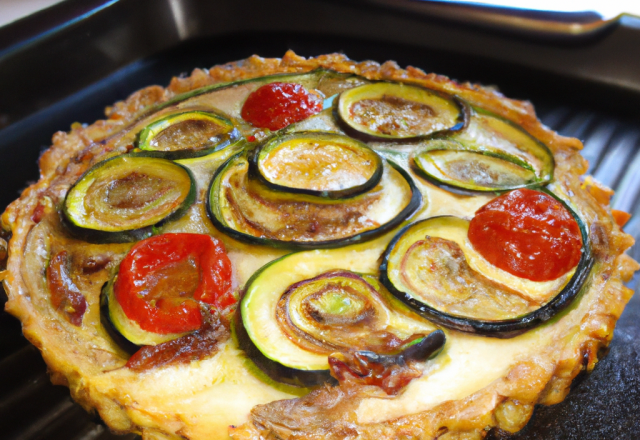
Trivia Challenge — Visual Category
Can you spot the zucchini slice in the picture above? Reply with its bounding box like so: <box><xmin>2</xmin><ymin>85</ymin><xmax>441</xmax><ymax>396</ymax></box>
<box><xmin>207</xmin><ymin>152</ymin><xmax>420</xmax><ymax>249</ymax></box>
<box><xmin>380</xmin><ymin>211</ymin><xmax>593</xmax><ymax>337</ymax></box>
<box><xmin>413</xmin><ymin>108</ymin><xmax>554</xmax><ymax>192</ymax></box>
<box><xmin>237</xmin><ymin>250</ymin><xmax>440</xmax><ymax>387</ymax></box>
<box><xmin>249</xmin><ymin>132</ymin><xmax>382</xmax><ymax>199</ymax></box>
<box><xmin>63</xmin><ymin>154</ymin><xmax>195</xmax><ymax>243</ymax></box>
<box><xmin>337</xmin><ymin>82</ymin><xmax>466</xmax><ymax>139</ymax></box>
<box><xmin>137</xmin><ymin>111</ymin><xmax>241</xmax><ymax>159</ymax></box>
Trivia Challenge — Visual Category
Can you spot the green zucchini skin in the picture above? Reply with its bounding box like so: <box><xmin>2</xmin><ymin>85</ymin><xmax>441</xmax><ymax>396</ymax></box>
<box><xmin>247</xmin><ymin>132</ymin><xmax>383</xmax><ymax>199</ymax></box>
<box><xmin>400</xmin><ymin>329</ymin><xmax>445</xmax><ymax>362</ymax></box>
<box><xmin>206</xmin><ymin>153</ymin><xmax>422</xmax><ymax>250</ymax></box>
<box><xmin>61</xmin><ymin>213</ymin><xmax>154</xmax><ymax>244</ymax></box>
<box><xmin>234</xmin><ymin>252</ymin><xmax>441</xmax><ymax>388</ymax></box>
<box><xmin>380</xmin><ymin>196</ymin><xmax>594</xmax><ymax>338</ymax></box>
<box><xmin>137</xmin><ymin>111</ymin><xmax>242</xmax><ymax>160</ymax></box>
<box><xmin>100</xmin><ymin>281</ymin><xmax>140</xmax><ymax>356</ymax></box>
<box><xmin>233</xmin><ymin>303</ymin><xmax>335</xmax><ymax>388</ymax></box>
<box><xmin>61</xmin><ymin>153</ymin><xmax>196</xmax><ymax>244</ymax></box>
<box><xmin>413</xmin><ymin>149</ymin><xmax>541</xmax><ymax>194</ymax></box>
<box><xmin>412</xmin><ymin>107</ymin><xmax>555</xmax><ymax>193</ymax></box>
<box><xmin>409</xmin><ymin>160</ymin><xmax>540</xmax><ymax>198</ymax></box>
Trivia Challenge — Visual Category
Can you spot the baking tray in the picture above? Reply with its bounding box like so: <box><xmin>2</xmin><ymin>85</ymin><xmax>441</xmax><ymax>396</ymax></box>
<box><xmin>1</xmin><ymin>0</ymin><xmax>639</xmax><ymax>439</ymax></box>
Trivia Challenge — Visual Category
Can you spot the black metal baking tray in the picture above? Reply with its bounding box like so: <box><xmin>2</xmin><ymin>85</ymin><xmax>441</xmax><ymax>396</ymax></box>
<box><xmin>1</xmin><ymin>1</ymin><xmax>639</xmax><ymax>439</ymax></box>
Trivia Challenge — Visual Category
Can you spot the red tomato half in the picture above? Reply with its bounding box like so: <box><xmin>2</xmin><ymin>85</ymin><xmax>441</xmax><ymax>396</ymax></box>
<box><xmin>468</xmin><ymin>189</ymin><xmax>583</xmax><ymax>282</ymax></box>
<box><xmin>114</xmin><ymin>233</ymin><xmax>233</xmax><ymax>334</ymax></box>
<box><xmin>241</xmin><ymin>82</ymin><xmax>322</xmax><ymax>130</ymax></box>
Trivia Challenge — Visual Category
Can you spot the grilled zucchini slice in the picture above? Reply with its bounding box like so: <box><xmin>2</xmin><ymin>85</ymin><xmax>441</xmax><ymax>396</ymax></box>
<box><xmin>237</xmin><ymin>250</ymin><xmax>441</xmax><ymax>387</ymax></box>
<box><xmin>137</xmin><ymin>111</ymin><xmax>241</xmax><ymax>159</ymax></box>
<box><xmin>337</xmin><ymin>82</ymin><xmax>466</xmax><ymax>139</ymax></box>
<box><xmin>413</xmin><ymin>108</ymin><xmax>554</xmax><ymax>192</ymax></box>
<box><xmin>63</xmin><ymin>154</ymin><xmax>195</xmax><ymax>243</ymax></box>
<box><xmin>207</xmin><ymin>152</ymin><xmax>420</xmax><ymax>249</ymax></box>
<box><xmin>249</xmin><ymin>132</ymin><xmax>382</xmax><ymax>199</ymax></box>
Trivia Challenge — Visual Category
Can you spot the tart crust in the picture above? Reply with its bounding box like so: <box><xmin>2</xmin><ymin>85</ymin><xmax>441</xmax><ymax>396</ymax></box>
<box><xmin>1</xmin><ymin>51</ymin><xmax>637</xmax><ymax>440</ymax></box>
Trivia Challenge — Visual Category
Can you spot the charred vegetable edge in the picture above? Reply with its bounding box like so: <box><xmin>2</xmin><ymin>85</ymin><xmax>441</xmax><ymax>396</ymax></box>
<box><xmin>137</xmin><ymin>110</ymin><xmax>242</xmax><ymax>160</ymax></box>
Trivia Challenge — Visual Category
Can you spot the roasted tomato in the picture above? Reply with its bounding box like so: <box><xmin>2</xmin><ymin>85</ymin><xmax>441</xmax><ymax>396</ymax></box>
<box><xmin>468</xmin><ymin>188</ymin><xmax>582</xmax><ymax>282</ymax></box>
<box><xmin>114</xmin><ymin>233</ymin><xmax>233</xmax><ymax>334</ymax></box>
<box><xmin>241</xmin><ymin>82</ymin><xmax>322</xmax><ymax>130</ymax></box>
<box><xmin>47</xmin><ymin>251</ymin><xmax>88</xmax><ymax>326</ymax></box>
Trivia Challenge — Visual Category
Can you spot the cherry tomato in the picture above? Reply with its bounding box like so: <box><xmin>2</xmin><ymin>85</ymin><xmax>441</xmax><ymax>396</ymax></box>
<box><xmin>114</xmin><ymin>233</ymin><xmax>233</xmax><ymax>334</ymax></box>
<box><xmin>468</xmin><ymin>188</ymin><xmax>582</xmax><ymax>282</ymax></box>
<box><xmin>241</xmin><ymin>82</ymin><xmax>322</xmax><ymax>130</ymax></box>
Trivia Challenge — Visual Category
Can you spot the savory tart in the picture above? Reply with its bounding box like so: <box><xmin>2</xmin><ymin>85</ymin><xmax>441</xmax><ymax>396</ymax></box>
<box><xmin>0</xmin><ymin>51</ymin><xmax>637</xmax><ymax>440</ymax></box>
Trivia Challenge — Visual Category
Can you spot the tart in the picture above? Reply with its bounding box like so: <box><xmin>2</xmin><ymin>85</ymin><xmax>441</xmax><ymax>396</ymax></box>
<box><xmin>0</xmin><ymin>51</ymin><xmax>637</xmax><ymax>440</ymax></box>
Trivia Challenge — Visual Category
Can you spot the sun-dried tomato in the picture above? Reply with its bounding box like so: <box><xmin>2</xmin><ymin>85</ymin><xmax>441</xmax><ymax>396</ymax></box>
<box><xmin>47</xmin><ymin>251</ymin><xmax>87</xmax><ymax>326</ymax></box>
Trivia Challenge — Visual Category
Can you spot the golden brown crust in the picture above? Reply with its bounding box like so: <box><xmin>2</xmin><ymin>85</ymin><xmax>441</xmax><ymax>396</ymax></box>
<box><xmin>2</xmin><ymin>51</ymin><xmax>637</xmax><ymax>440</ymax></box>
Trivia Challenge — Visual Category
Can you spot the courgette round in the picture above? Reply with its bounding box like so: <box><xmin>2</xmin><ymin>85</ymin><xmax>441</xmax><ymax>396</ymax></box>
<box><xmin>237</xmin><ymin>250</ymin><xmax>439</xmax><ymax>387</ymax></box>
<box><xmin>63</xmin><ymin>154</ymin><xmax>196</xmax><ymax>243</ymax></box>
<box><xmin>137</xmin><ymin>111</ymin><xmax>241</xmax><ymax>159</ymax></box>
<box><xmin>249</xmin><ymin>132</ymin><xmax>382</xmax><ymax>199</ymax></box>
<box><xmin>207</xmin><ymin>152</ymin><xmax>420</xmax><ymax>249</ymax></box>
<box><xmin>380</xmin><ymin>201</ymin><xmax>593</xmax><ymax>337</ymax></box>
<box><xmin>413</xmin><ymin>108</ymin><xmax>554</xmax><ymax>192</ymax></box>
<box><xmin>337</xmin><ymin>82</ymin><xmax>466</xmax><ymax>140</ymax></box>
